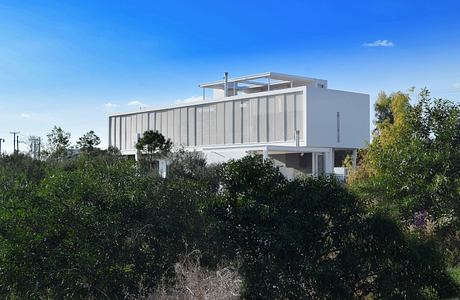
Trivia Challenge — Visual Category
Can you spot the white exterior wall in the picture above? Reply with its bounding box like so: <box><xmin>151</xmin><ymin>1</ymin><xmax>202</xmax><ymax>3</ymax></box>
<box><xmin>203</xmin><ymin>149</ymin><xmax>249</xmax><ymax>164</ymax></box>
<box><xmin>306</xmin><ymin>87</ymin><xmax>369</xmax><ymax>149</ymax></box>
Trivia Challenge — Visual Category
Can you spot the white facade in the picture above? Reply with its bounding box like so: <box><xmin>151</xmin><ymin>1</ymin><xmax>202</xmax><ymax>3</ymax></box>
<box><xmin>108</xmin><ymin>72</ymin><xmax>369</xmax><ymax>179</ymax></box>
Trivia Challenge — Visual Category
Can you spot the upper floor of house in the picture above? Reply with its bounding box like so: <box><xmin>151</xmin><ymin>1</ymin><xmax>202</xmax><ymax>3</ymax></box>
<box><xmin>109</xmin><ymin>72</ymin><xmax>370</xmax><ymax>154</ymax></box>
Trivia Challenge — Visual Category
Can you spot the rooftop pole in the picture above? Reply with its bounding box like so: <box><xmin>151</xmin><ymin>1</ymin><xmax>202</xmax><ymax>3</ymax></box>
<box><xmin>224</xmin><ymin>72</ymin><xmax>229</xmax><ymax>97</ymax></box>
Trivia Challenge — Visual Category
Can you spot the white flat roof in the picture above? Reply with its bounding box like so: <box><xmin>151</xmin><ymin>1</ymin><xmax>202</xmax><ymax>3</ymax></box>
<box><xmin>198</xmin><ymin>72</ymin><xmax>326</xmax><ymax>89</ymax></box>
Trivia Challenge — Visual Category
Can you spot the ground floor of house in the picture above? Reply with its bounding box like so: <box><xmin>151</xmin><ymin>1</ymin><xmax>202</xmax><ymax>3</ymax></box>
<box><xmin>199</xmin><ymin>145</ymin><xmax>356</xmax><ymax>180</ymax></box>
<box><xmin>123</xmin><ymin>144</ymin><xmax>356</xmax><ymax>180</ymax></box>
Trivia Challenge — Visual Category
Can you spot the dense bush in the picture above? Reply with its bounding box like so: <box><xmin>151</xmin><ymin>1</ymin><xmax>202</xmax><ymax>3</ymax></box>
<box><xmin>0</xmin><ymin>154</ymin><xmax>47</xmax><ymax>208</ymax></box>
<box><xmin>0</xmin><ymin>154</ymin><xmax>211</xmax><ymax>298</ymax></box>
<box><xmin>0</xmin><ymin>149</ymin><xmax>458</xmax><ymax>299</ymax></box>
<box><xmin>210</xmin><ymin>155</ymin><xmax>458</xmax><ymax>299</ymax></box>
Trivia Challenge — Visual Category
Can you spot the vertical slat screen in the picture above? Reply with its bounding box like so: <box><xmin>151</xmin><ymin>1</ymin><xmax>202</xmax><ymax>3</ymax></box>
<box><xmin>113</xmin><ymin>91</ymin><xmax>304</xmax><ymax>151</ymax></box>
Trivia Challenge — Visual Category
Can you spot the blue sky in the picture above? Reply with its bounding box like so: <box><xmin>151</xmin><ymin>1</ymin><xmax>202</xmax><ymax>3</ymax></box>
<box><xmin>1</xmin><ymin>0</ymin><xmax>460</xmax><ymax>152</ymax></box>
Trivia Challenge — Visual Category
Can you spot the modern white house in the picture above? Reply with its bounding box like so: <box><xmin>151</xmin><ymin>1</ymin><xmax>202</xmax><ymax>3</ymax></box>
<box><xmin>108</xmin><ymin>72</ymin><xmax>369</xmax><ymax>179</ymax></box>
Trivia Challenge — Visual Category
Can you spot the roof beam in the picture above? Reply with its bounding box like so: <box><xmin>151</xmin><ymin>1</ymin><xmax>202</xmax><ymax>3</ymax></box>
<box><xmin>237</xmin><ymin>80</ymin><xmax>267</xmax><ymax>86</ymax></box>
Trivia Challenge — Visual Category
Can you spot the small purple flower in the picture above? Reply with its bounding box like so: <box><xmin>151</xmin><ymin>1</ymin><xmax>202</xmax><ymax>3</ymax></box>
<box><xmin>413</xmin><ymin>209</ymin><xmax>428</xmax><ymax>229</ymax></box>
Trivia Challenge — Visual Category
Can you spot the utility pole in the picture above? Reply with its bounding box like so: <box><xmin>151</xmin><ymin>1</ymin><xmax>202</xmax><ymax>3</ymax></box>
<box><xmin>0</xmin><ymin>138</ymin><xmax>5</xmax><ymax>154</ymax></box>
<box><xmin>16</xmin><ymin>135</ymin><xmax>20</xmax><ymax>153</ymax></box>
<box><xmin>38</xmin><ymin>137</ymin><xmax>41</xmax><ymax>160</ymax></box>
<box><xmin>10</xmin><ymin>131</ymin><xmax>20</xmax><ymax>153</ymax></box>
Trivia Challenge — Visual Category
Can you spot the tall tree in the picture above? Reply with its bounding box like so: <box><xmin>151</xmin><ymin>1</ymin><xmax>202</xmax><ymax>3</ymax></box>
<box><xmin>372</xmin><ymin>90</ymin><xmax>412</xmax><ymax>135</ymax></box>
<box><xmin>77</xmin><ymin>130</ymin><xmax>101</xmax><ymax>153</ymax></box>
<box><xmin>45</xmin><ymin>126</ymin><xmax>71</xmax><ymax>159</ymax></box>
<box><xmin>350</xmin><ymin>88</ymin><xmax>460</xmax><ymax>264</ymax></box>
<box><xmin>374</xmin><ymin>91</ymin><xmax>394</xmax><ymax>126</ymax></box>
<box><xmin>136</xmin><ymin>130</ymin><xmax>172</xmax><ymax>157</ymax></box>
<box><xmin>136</xmin><ymin>130</ymin><xmax>172</xmax><ymax>171</ymax></box>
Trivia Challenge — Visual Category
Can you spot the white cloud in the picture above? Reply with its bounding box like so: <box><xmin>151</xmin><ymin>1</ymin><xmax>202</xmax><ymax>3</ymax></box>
<box><xmin>362</xmin><ymin>39</ymin><xmax>394</xmax><ymax>47</ymax></box>
<box><xmin>104</xmin><ymin>102</ymin><xmax>119</xmax><ymax>109</ymax></box>
<box><xmin>453</xmin><ymin>82</ymin><xmax>460</xmax><ymax>89</ymax></box>
<box><xmin>175</xmin><ymin>96</ymin><xmax>204</xmax><ymax>104</ymax></box>
<box><xmin>128</xmin><ymin>100</ymin><xmax>148</xmax><ymax>107</ymax></box>
<box><xmin>19</xmin><ymin>113</ymin><xmax>31</xmax><ymax>119</ymax></box>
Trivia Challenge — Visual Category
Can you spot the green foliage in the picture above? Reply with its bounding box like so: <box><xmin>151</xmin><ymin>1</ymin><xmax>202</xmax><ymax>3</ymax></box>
<box><xmin>449</xmin><ymin>266</ymin><xmax>460</xmax><ymax>286</ymax></box>
<box><xmin>0</xmin><ymin>155</ymin><xmax>210</xmax><ymax>298</ymax></box>
<box><xmin>1</xmin><ymin>124</ymin><xmax>459</xmax><ymax>299</ymax></box>
<box><xmin>373</xmin><ymin>91</ymin><xmax>394</xmax><ymax>131</ymax></box>
<box><xmin>136</xmin><ymin>130</ymin><xmax>173</xmax><ymax>172</ymax></box>
<box><xmin>136</xmin><ymin>130</ymin><xmax>172</xmax><ymax>158</ymax></box>
<box><xmin>76</xmin><ymin>130</ymin><xmax>101</xmax><ymax>152</ymax></box>
<box><xmin>210</xmin><ymin>155</ymin><xmax>458</xmax><ymax>299</ymax></box>
<box><xmin>0</xmin><ymin>154</ymin><xmax>47</xmax><ymax>208</ymax></box>
<box><xmin>168</xmin><ymin>149</ymin><xmax>222</xmax><ymax>192</ymax></box>
<box><xmin>350</xmin><ymin>89</ymin><xmax>460</xmax><ymax>264</ymax></box>
<box><xmin>44</xmin><ymin>126</ymin><xmax>72</xmax><ymax>159</ymax></box>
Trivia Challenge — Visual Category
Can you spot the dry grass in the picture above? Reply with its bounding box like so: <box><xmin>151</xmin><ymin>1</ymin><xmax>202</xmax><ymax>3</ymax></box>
<box><xmin>126</xmin><ymin>251</ymin><xmax>242</xmax><ymax>300</ymax></box>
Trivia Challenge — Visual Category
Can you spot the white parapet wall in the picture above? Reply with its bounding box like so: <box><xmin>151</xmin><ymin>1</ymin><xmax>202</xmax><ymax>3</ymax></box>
<box><xmin>306</xmin><ymin>87</ymin><xmax>370</xmax><ymax>149</ymax></box>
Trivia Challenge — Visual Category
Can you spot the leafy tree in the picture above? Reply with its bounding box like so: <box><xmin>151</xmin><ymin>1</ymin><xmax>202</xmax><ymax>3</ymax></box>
<box><xmin>209</xmin><ymin>155</ymin><xmax>458</xmax><ymax>299</ymax></box>
<box><xmin>373</xmin><ymin>88</ymin><xmax>415</xmax><ymax>134</ymax></box>
<box><xmin>44</xmin><ymin>126</ymin><xmax>71</xmax><ymax>159</ymax></box>
<box><xmin>136</xmin><ymin>130</ymin><xmax>172</xmax><ymax>171</ymax></box>
<box><xmin>136</xmin><ymin>130</ymin><xmax>172</xmax><ymax>157</ymax></box>
<box><xmin>350</xmin><ymin>89</ymin><xmax>460</xmax><ymax>264</ymax></box>
<box><xmin>76</xmin><ymin>130</ymin><xmax>101</xmax><ymax>152</ymax></box>
<box><xmin>374</xmin><ymin>91</ymin><xmax>394</xmax><ymax>130</ymax></box>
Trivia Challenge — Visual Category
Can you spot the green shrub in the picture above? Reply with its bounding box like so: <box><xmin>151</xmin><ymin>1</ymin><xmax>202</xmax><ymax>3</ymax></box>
<box><xmin>210</xmin><ymin>155</ymin><xmax>458</xmax><ymax>299</ymax></box>
<box><xmin>0</xmin><ymin>156</ymin><xmax>210</xmax><ymax>298</ymax></box>
<box><xmin>1</xmin><ymin>152</ymin><xmax>458</xmax><ymax>299</ymax></box>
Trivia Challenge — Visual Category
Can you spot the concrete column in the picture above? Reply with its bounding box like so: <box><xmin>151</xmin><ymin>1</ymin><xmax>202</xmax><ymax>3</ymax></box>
<box><xmin>324</xmin><ymin>148</ymin><xmax>334</xmax><ymax>175</ymax></box>
<box><xmin>159</xmin><ymin>159</ymin><xmax>167</xmax><ymax>178</ymax></box>
<box><xmin>263</xmin><ymin>147</ymin><xmax>269</xmax><ymax>161</ymax></box>
<box><xmin>331</xmin><ymin>148</ymin><xmax>335</xmax><ymax>169</ymax></box>
<box><xmin>312</xmin><ymin>152</ymin><xmax>317</xmax><ymax>176</ymax></box>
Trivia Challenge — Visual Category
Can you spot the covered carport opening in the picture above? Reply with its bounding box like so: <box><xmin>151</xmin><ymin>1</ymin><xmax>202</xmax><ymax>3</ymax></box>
<box><xmin>249</xmin><ymin>145</ymin><xmax>333</xmax><ymax>178</ymax></box>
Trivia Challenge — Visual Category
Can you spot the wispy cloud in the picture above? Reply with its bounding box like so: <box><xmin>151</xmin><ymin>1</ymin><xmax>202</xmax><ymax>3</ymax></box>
<box><xmin>175</xmin><ymin>96</ymin><xmax>204</xmax><ymax>104</ymax></box>
<box><xmin>453</xmin><ymin>82</ymin><xmax>460</xmax><ymax>89</ymax></box>
<box><xmin>128</xmin><ymin>100</ymin><xmax>148</xmax><ymax>107</ymax></box>
<box><xmin>104</xmin><ymin>102</ymin><xmax>119</xmax><ymax>109</ymax></box>
<box><xmin>19</xmin><ymin>113</ymin><xmax>31</xmax><ymax>119</ymax></box>
<box><xmin>362</xmin><ymin>39</ymin><xmax>394</xmax><ymax>47</ymax></box>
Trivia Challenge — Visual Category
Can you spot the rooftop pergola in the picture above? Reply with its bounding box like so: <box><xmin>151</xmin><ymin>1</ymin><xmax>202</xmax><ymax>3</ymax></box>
<box><xmin>198</xmin><ymin>72</ymin><xmax>326</xmax><ymax>99</ymax></box>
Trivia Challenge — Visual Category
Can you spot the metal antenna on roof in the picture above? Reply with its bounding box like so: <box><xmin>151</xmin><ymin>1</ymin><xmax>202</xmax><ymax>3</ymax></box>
<box><xmin>224</xmin><ymin>72</ymin><xmax>229</xmax><ymax>97</ymax></box>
